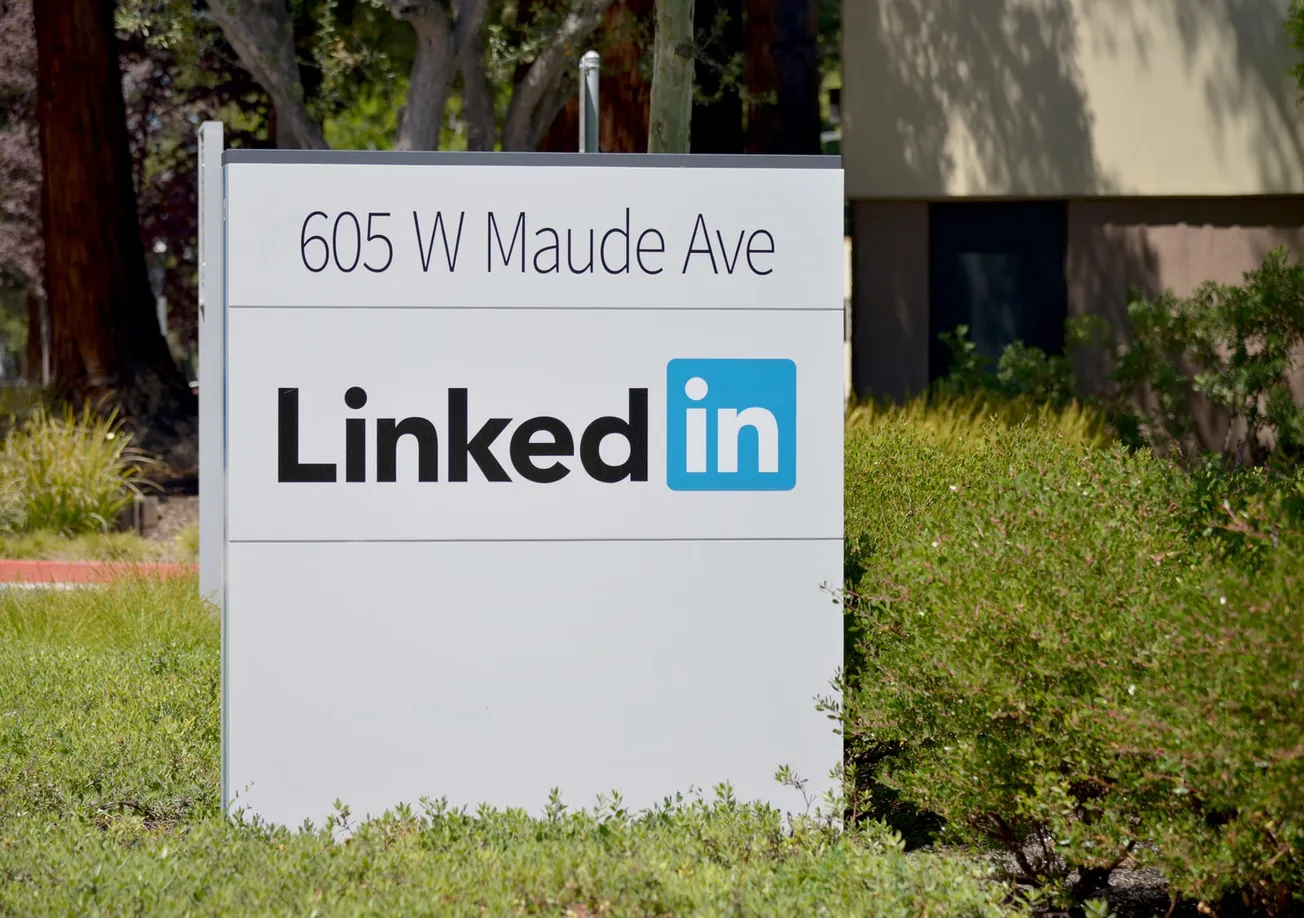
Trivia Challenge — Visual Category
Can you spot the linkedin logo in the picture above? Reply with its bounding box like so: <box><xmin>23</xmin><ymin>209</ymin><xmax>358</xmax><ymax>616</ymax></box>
<box><xmin>276</xmin><ymin>358</ymin><xmax>797</xmax><ymax>492</ymax></box>
<box><xmin>666</xmin><ymin>359</ymin><xmax>796</xmax><ymax>491</ymax></box>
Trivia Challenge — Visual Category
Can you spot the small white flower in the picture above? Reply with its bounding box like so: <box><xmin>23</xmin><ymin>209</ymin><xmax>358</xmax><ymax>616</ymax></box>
<box><xmin>1128</xmin><ymin>685</ymin><xmax>1136</xmax><ymax>696</ymax></box>
<box><xmin>949</xmin><ymin>485</ymin><xmax>959</xmax><ymax>493</ymax></box>
<box><xmin>1220</xmin><ymin>596</ymin><xmax>1227</xmax><ymax>606</ymax></box>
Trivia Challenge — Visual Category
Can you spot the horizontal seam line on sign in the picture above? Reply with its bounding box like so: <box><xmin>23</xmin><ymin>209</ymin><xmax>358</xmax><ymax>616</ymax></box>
<box><xmin>229</xmin><ymin>537</ymin><xmax>844</xmax><ymax>544</ymax></box>
<box><xmin>225</xmin><ymin>305</ymin><xmax>844</xmax><ymax>312</ymax></box>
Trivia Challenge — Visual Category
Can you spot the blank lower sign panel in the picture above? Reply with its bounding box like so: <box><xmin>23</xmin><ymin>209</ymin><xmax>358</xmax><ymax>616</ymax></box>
<box><xmin>215</xmin><ymin>150</ymin><xmax>845</xmax><ymax>827</ymax></box>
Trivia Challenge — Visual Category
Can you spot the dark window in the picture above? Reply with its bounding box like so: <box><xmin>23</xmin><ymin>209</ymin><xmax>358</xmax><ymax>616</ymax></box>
<box><xmin>928</xmin><ymin>202</ymin><xmax>1068</xmax><ymax>381</ymax></box>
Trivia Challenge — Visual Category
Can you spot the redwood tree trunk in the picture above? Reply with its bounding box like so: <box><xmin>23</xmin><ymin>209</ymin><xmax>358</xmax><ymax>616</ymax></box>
<box><xmin>745</xmin><ymin>0</ymin><xmax>818</xmax><ymax>153</ymax></box>
<box><xmin>34</xmin><ymin>0</ymin><xmax>195</xmax><ymax>464</ymax></box>
<box><xmin>744</xmin><ymin>0</ymin><xmax>780</xmax><ymax>153</ymax></box>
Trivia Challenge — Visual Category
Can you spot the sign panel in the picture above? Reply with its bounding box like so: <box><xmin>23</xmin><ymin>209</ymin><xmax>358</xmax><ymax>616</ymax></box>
<box><xmin>221</xmin><ymin>151</ymin><xmax>844</xmax><ymax>827</ymax></box>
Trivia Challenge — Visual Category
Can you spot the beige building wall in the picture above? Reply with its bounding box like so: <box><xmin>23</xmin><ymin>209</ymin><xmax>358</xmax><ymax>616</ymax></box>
<box><xmin>843</xmin><ymin>0</ymin><xmax>1304</xmax><ymax>199</ymax></box>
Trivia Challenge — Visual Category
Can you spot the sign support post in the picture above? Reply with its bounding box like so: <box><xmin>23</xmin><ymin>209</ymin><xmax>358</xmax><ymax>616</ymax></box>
<box><xmin>197</xmin><ymin>121</ymin><xmax>227</xmax><ymax>806</ymax></box>
<box><xmin>197</xmin><ymin>120</ymin><xmax>225</xmax><ymax>608</ymax></box>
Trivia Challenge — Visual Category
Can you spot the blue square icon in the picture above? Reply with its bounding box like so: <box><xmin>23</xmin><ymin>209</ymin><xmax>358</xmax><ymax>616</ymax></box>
<box><xmin>666</xmin><ymin>359</ymin><xmax>797</xmax><ymax>491</ymax></box>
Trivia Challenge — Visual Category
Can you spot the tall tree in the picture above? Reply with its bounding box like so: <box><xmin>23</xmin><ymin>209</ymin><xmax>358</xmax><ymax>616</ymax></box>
<box><xmin>648</xmin><ymin>0</ymin><xmax>694</xmax><ymax>151</ymax></box>
<box><xmin>205</xmin><ymin>0</ymin><xmax>325</xmax><ymax>148</ymax></box>
<box><xmin>208</xmin><ymin>0</ymin><xmax>614</xmax><ymax>153</ymax></box>
<box><xmin>34</xmin><ymin>0</ymin><xmax>194</xmax><ymax>458</ymax></box>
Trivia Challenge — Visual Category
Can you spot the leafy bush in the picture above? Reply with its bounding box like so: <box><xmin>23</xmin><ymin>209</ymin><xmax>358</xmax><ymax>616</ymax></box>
<box><xmin>0</xmin><ymin>402</ymin><xmax>149</xmax><ymax>534</ymax></box>
<box><xmin>847</xmin><ymin>390</ymin><xmax>1109</xmax><ymax>451</ymax></box>
<box><xmin>1103</xmin><ymin>249</ymin><xmax>1304</xmax><ymax>463</ymax></box>
<box><xmin>0</xmin><ymin>580</ymin><xmax>1020</xmax><ymax>917</ymax></box>
<box><xmin>842</xmin><ymin>414</ymin><xmax>1304</xmax><ymax>913</ymax></box>
<box><xmin>935</xmin><ymin>325</ymin><xmax>1080</xmax><ymax>411</ymax></box>
<box><xmin>935</xmin><ymin>248</ymin><xmax>1304</xmax><ymax>467</ymax></box>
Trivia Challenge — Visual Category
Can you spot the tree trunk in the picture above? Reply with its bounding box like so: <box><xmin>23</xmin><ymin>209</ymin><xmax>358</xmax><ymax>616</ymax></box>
<box><xmin>395</xmin><ymin>10</ymin><xmax>457</xmax><ymax>151</ymax></box>
<box><xmin>648</xmin><ymin>0</ymin><xmax>693</xmax><ymax>152</ymax></box>
<box><xmin>34</xmin><ymin>0</ymin><xmax>195</xmax><ymax>465</ymax></box>
<box><xmin>460</xmin><ymin>25</ymin><xmax>496</xmax><ymax>151</ymax></box>
<box><xmin>385</xmin><ymin>0</ymin><xmax>489</xmax><ymax>151</ymax></box>
<box><xmin>773</xmin><ymin>0</ymin><xmax>819</xmax><ymax>154</ymax></box>
<box><xmin>206</xmin><ymin>0</ymin><xmax>325</xmax><ymax>149</ymax></box>
<box><xmin>691</xmin><ymin>0</ymin><xmax>743</xmax><ymax>153</ymax></box>
<box><xmin>744</xmin><ymin>0</ymin><xmax>779</xmax><ymax>153</ymax></box>
<box><xmin>24</xmin><ymin>289</ymin><xmax>45</xmax><ymax>387</ymax></box>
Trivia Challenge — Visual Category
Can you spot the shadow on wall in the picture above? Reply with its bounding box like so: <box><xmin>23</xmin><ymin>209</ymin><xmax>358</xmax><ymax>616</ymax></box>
<box><xmin>851</xmin><ymin>0</ymin><xmax>1304</xmax><ymax>196</ymax></box>
<box><xmin>1082</xmin><ymin>0</ymin><xmax>1304</xmax><ymax>194</ymax></box>
<box><xmin>852</xmin><ymin>0</ymin><xmax>1107</xmax><ymax>197</ymax></box>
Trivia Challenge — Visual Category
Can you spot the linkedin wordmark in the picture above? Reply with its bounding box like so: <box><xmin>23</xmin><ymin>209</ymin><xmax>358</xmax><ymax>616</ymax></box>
<box><xmin>276</xmin><ymin>387</ymin><xmax>649</xmax><ymax>485</ymax></box>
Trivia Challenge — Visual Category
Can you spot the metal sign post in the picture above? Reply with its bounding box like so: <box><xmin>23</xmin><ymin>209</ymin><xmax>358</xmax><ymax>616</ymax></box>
<box><xmin>579</xmin><ymin>51</ymin><xmax>600</xmax><ymax>153</ymax></box>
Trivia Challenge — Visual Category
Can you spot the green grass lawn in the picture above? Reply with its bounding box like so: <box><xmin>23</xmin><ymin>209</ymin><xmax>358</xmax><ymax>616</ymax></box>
<box><xmin>0</xmin><ymin>579</ymin><xmax>1018</xmax><ymax>917</ymax></box>
<box><xmin>0</xmin><ymin>525</ymin><xmax>197</xmax><ymax>563</ymax></box>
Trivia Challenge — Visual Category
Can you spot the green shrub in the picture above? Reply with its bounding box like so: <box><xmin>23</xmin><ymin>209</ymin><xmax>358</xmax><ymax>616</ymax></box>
<box><xmin>934</xmin><ymin>248</ymin><xmax>1304</xmax><ymax>467</ymax></box>
<box><xmin>846</xmin><ymin>391</ymin><xmax>1109</xmax><ymax>451</ymax></box>
<box><xmin>842</xmin><ymin>418</ymin><xmax>1304</xmax><ymax>912</ymax></box>
<box><xmin>935</xmin><ymin>324</ymin><xmax>1080</xmax><ymax>410</ymax></box>
<box><xmin>0</xmin><ymin>402</ymin><xmax>149</xmax><ymax>534</ymax></box>
<box><xmin>0</xmin><ymin>580</ymin><xmax>1020</xmax><ymax>917</ymax></box>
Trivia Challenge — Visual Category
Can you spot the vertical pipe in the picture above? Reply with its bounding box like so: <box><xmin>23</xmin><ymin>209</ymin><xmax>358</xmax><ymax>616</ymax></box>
<box><xmin>579</xmin><ymin>50</ymin><xmax>601</xmax><ymax>153</ymax></box>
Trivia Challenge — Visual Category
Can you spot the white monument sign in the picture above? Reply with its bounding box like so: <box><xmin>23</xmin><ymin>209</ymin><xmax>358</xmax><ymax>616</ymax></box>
<box><xmin>202</xmin><ymin>142</ymin><xmax>845</xmax><ymax>827</ymax></box>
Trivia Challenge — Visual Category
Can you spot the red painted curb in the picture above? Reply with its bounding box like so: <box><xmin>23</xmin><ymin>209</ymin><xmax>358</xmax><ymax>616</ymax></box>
<box><xmin>0</xmin><ymin>560</ymin><xmax>197</xmax><ymax>584</ymax></box>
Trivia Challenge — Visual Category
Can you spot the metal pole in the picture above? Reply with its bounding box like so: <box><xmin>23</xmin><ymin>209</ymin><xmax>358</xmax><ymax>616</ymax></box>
<box><xmin>197</xmin><ymin>121</ymin><xmax>225</xmax><ymax>610</ymax></box>
<box><xmin>579</xmin><ymin>50</ymin><xmax>600</xmax><ymax>153</ymax></box>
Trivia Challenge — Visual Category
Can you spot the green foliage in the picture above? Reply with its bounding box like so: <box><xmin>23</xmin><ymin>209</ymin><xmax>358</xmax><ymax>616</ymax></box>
<box><xmin>847</xmin><ymin>390</ymin><xmax>1109</xmax><ymax>451</ymax></box>
<box><xmin>0</xmin><ymin>581</ymin><xmax>1019</xmax><ymax>917</ymax></box>
<box><xmin>0</xmin><ymin>579</ymin><xmax>219</xmax><ymax>828</ymax></box>
<box><xmin>842</xmin><ymin>414</ymin><xmax>1304</xmax><ymax>912</ymax></box>
<box><xmin>0</xmin><ymin>526</ymin><xmax>197</xmax><ymax>562</ymax></box>
<box><xmin>1106</xmin><ymin>249</ymin><xmax>1304</xmax><ymax>463</ymax></box>
<box><xmin>935</xmin><ymin>325</ymin><xmax>1079</xmax><ymax>410</ymax></box>
<box><xmin>0</xmin><ymin>402</ymin><xmax>149</xmax><ymax>535</ymax></box>
<box><xmin>936</xmin><ymin>248</ymin><xmax>1304</xmax><ymax>467</ymax></box>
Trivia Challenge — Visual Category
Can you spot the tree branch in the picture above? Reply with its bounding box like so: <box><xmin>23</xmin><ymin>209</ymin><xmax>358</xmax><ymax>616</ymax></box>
<box><xmin>205</xmin><ymin>0</ymin><xmax>326</xmax><ymax>149</ymax></box>
<box><xmin>501</xmin><ymin>0</ymin><xmax>615</xmax><ymax>151</ymax></box>
<box><xmin>381</xmin><ymin>0</ymin><xmax>489</xmax><ymax>151</ymax></box>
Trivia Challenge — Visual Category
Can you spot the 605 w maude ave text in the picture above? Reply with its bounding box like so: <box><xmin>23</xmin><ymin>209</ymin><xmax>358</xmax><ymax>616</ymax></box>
<box><xmin>298</xmin><ymin>209</ymin><xmax>777</xmax><ymax>277</ymax></box>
